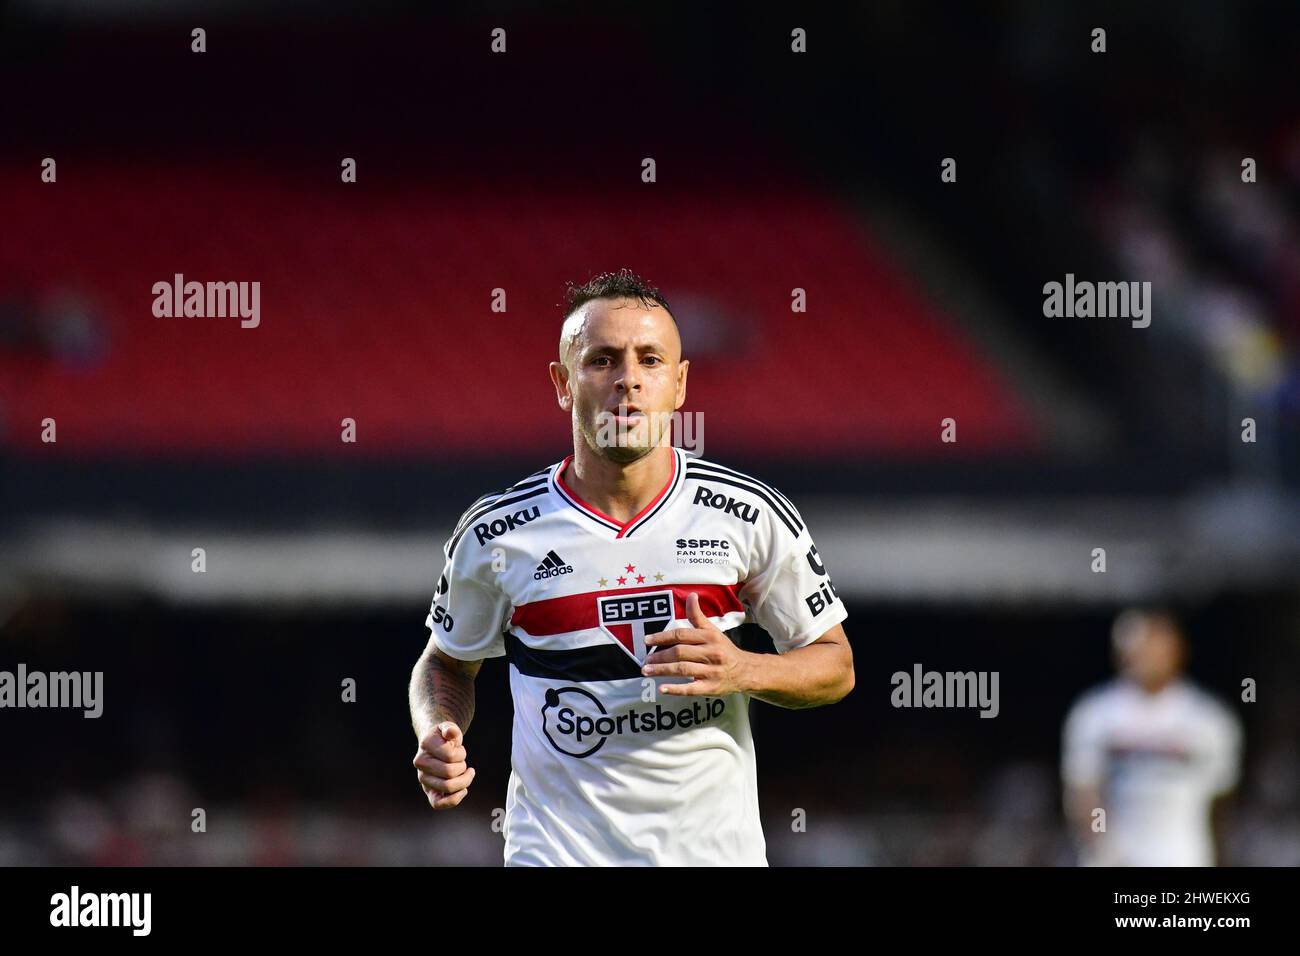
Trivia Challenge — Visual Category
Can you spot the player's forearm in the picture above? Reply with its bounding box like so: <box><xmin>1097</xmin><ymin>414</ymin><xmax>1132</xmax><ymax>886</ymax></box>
<box><xmin>409</xmin><ymin>649</ymin><xmax>476</xmax><ymax>740</ymax></box>
<box><xmin>741</xmin><ymin>642</ymin><xmax>854</xmax><ymax>709</ymax></box>
<box><xmin>1210</xmin><ymin>793</ymin><xmax>1233</xmax><ymax>865</ymax></box>
<box><xmin>1064</xmin><ymin>784</ymin><xmax>1103</xmax><ymax>848</ymax></box>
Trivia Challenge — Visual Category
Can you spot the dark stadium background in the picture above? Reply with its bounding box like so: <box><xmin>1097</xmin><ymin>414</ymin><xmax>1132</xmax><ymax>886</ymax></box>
<box><xmin>2</xmin><ymin>1</ymin><xmax>1298</xmax><ymax>865</ymax></box>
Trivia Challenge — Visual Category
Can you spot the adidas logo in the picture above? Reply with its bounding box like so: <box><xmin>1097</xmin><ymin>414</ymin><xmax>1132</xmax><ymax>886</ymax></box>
<box><xmin>533</xmin><ymin>550</ymin><xmax>574</xmax><ymax>580</ymax></box>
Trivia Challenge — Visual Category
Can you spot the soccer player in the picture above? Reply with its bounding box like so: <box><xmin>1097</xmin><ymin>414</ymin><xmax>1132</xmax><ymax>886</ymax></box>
<box><xmin>408</xmin><ymin>269</ymin><xmax>855</xmax><ymax>866</ymax></box>
<box><xmin>1061</xmin><ymin>608</ymin><xmax>1244</xmax><ymax>866</ymax></box>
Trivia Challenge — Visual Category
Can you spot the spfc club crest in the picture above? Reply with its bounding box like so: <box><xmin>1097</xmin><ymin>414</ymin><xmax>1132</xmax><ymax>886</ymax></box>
<box><xmin>597</xmin><ymin>590</ymin><xmax>676</xmax><ymax>663</ymax></box>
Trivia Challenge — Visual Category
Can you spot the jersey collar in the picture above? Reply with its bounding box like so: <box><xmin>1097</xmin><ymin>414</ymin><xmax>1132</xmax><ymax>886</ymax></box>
<box><xmin>551</xmin><ymin>446</ymin><xmax>684</xmax><ymax>539</ymax></box>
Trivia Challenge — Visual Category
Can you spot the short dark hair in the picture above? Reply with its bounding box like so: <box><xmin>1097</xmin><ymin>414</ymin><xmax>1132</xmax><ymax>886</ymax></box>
<box><xmin>1112</xmin><ymin>605</ymin><xmax>1185</xmax><ymax>650</ymax></box>
<box><xmin>562</xmin><ymin>268</ymin><xmax>672</xmax><ymax>322</ymax></box>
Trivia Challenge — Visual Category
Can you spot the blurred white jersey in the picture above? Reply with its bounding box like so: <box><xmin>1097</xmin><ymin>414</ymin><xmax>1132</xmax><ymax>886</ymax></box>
<box><xmin>1062</xmin><ymin>677</ymin><xmax>1243</xmax><ymax>866</ymax></box>
<box><xmin>425</xmin><ymin>446</ymin><xmax>848</xmax><ymax>866</ymax></box>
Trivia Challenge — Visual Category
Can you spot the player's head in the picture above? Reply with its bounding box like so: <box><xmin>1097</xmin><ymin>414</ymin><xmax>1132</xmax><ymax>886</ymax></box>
<box><xmin>549</xmin><ymin>269</ymin><xmax>688</xmax><ymax>464</ymax></box>
<box><xmin>1111</xmin><ymin>607</ymin><xmax>1187</xmax><ymax>691</ymax></box>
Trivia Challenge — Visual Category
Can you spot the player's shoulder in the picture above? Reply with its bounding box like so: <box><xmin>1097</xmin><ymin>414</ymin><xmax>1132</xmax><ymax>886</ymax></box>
<box><xmin>458</xmin><ymin>461</ymin><xmax>555</xmax><ymax>519</ymax></box>
<box><xmin>443</xmin><ymin>460</ymin><xmax>559</xmax><ymax>558</ymax></box>
<box><xmin>681</xmin><ymin>452</ymin><xmax>806</xmax><ymax>539</ymax></box>
<box><xmin>1177</xmin><ymin>680</ymin><xmax>1242</xmax><ymax>728</ymax></box>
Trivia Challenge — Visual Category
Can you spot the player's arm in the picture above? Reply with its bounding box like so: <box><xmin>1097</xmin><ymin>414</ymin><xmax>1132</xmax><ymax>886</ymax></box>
<box><xmin>1063</xmin><ymin>781</ymin><xmax>1104</xmax><ymax>851</ymax></box>
<box><xmin>1209</xmin><ymin>791</ymin><xmax>1235</xmax><ymax>865</ymax></box>
<box><xmin>736</xmin><ymin>509</ymin><xmax>852</xmax><ymax>709</ymax></box>
<box><xmin>408</xmin><ymin>641</ymin><xmax>483</xmax><ymax>810</ymax></box>
<box><xmin>741</xmin><ymin>622</ymin><xmax>854</xmax><ymax>709</ymax></box>
<box><xmin>1061</xmin><ymin>699</ymin><xmax>1106</xmax><ymax>857</ymax></box>
<box><xmin>1206</xmin><ymin>703</ymin><xmax>1245</xmax><ymax>865</ymax></box>
<box><xmin>643</xmin><ymin>595</ymin><xmax>853</xmax><ymax>707</ymax></box>
<box><xmin>409</xmin><ymin>640</ymin><xmax>482</xmax><ymax>742</ymax></box>
<box><xmin>645</xmin><ymin>503</ymin><xmax>853</xmax><ymax>707</ymax></box>
<box><xmin>409</xmin><ymin>509</ymin><xmax>510</xmax><ymax>810</ymax></box>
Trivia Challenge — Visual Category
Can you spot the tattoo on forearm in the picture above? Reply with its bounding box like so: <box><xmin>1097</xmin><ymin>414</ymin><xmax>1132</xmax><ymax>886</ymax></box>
<box><xmin>413</xmin><ymin>654</ymin><xmax>475</xmax><ymax>737</ymax></box>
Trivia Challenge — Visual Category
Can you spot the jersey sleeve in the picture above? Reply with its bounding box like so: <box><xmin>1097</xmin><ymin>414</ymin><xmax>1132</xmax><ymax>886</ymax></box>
<box><xmin>1202</xmin><ymin>699</ymin><xmax>1244</xmax><ymax>796</ymax></box>
<box><xmin>1061</xmin><ymin>693</ymin><xmax>1107</xmax><ymax>789</ymax></box>
<box><xmin>424</xmin><ymin>507</ymin><xmax>511</xmax><ymax>661</ymax></box>
<box><xmin>740</xmin><ymin>501</ymin><xmax>848</xmax><ymax>655</ymax></box>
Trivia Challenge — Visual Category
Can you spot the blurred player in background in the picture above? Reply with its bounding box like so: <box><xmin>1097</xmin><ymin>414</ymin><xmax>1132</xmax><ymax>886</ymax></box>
<box><xmin>1062</xmin><ymin>608</ymin><xmax>1244</xmax><ymax>866</ymax></box>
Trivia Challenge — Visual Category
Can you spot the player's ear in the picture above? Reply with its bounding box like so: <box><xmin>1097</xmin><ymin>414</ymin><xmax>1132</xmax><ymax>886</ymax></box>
<box><xmin>674</xmin><ymin>358</ymin><xmax>689</xmax><ymax>409</ymax></box>
<box><xmin>549</xmin><ymin>361</ymin><xmax>573</xmax><ymax>411</ymax></box>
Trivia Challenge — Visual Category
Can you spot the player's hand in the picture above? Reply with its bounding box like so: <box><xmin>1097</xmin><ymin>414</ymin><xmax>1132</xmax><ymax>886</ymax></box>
<box><xmin>642</xmin><ymin>591</ymin><xmax>754</xmax><ymax>697</ymax></box>
<box><xmin>413</xmin><ymin>721</ymin><xmax>476</xmax><ymax>810</ymax></box>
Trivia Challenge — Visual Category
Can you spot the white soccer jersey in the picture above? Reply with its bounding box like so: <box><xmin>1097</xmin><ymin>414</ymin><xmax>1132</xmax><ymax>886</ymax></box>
<box><xmin>424</xmin><ymin>445</ymin><xmax>849</xmax><ymax>866</ymax></box>
<box><xmin>1061</xmin><ymin>678</ymin><xmax>1243</xmax><ymax>866</ymax></box>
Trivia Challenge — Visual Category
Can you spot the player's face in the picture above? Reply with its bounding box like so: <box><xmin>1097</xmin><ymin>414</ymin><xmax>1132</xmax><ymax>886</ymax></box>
<box><xmin>551</xmin><ymin>299</ymin><xmax>688</xmax><ymax>464</ymax></box>
<box><xmin>1118</xmin><ymin>619</ymin><xmax>1185</xmax><ymax>688</ymax></box>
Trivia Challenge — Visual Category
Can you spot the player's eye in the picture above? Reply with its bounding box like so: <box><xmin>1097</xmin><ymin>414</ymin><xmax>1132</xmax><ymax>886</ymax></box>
<box><xmin>642</xmin><ymin>355</ymin><xmax>663</xmax><ymax>366</ymax></box>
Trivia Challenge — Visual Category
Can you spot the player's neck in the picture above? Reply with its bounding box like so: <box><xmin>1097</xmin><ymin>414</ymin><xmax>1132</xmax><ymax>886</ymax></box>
<box><xmin>565</xmin><ymin>443</ymin><xmax>674</xmax><ymax>525</ymax></box>
<box><xmin>1131</xmin><ymin>674</ymin><xmax>1180</xmax><ymax>696</ymax></box>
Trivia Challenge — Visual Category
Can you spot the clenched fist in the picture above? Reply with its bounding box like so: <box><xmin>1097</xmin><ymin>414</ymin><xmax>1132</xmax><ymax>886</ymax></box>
<box><xmin>413</xmin><ymin>721</ymin><xmax>476</xmax><ymax>810</ymax></box>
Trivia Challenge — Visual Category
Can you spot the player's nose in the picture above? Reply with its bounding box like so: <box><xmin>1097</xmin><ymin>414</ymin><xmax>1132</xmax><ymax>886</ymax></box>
<box><xmin>615</xmin><ymin>366</ymin><xmax>643</xmax><ymax>393</ymax></box>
